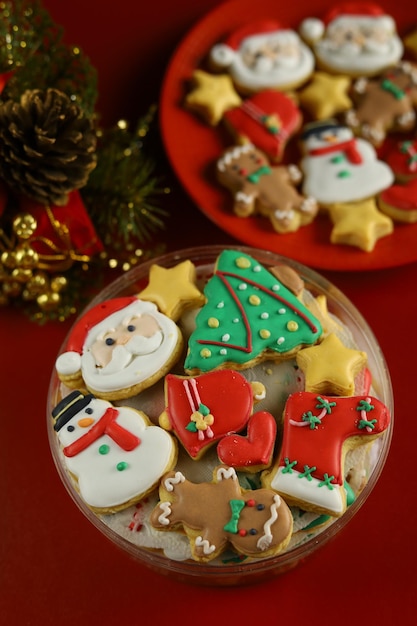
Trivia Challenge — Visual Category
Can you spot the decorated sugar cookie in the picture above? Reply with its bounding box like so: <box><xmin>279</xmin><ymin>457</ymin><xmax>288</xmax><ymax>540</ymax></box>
<box><xmin>52</xmin><ymin>391</ymin><xmax>177</xmax><ymax>513</ymax></box>
<box><xmin>216</xmin><ymin>143</ymin><xmax>318</xmax><ymax>234</ymax></box>
<box><xmin>328</xmin><ymin>197</ymin><xmax>394</xmax><ymax>251</ymax></box>
<box><xmin>263</xmin><ymin>391</ymin><xmax>391</xmax><ymax>516</ymax></box>
<box><xmin>184</xmin><ymin>69</ymin><xmax>242</xmax><ymax>126</ymax></box>
<box><xmin>345</xmin><ymin>62</ymin><xmax>417</xmax><ymax>147</ymax></box>
<box><xmin>136</xmin><ymin>259</ymin><xmax>206</xmax><ymax>321</ymax></box>
<box><xmin>299</xmin><ymin>3</ymin><xmax>403</xmax><ymax>78</ymax></box>
<box><xmin>299</xmin><ymin>119</ymin><xmax>394</xmax><ymax>206</ymax></box>
<box><xmin>385</xmin><ymin>139</ymin><xmax>417</xmax><ymax>182</ymax></box>
<box><xmin>150</xmin><ymin>465</ymin><xmax>293</xmax><ymax>562</ymax></box>
<box><xmin>184</xmin><ymin>249</ymin><xmax>323</xmax><ymax>374</ymax></box>
<box><xmin>298</xmin><ymin>72</ymin><xmax>352</xmax><ymax>120</ymax></box>
<box><xmin>378</xmin><ymin>179</ymin><xmax>417</xmax><ymax>223</ymax></box>
<box><xmin>209</xmin><ymin>19</ymin><xmax>314</xmax><ymax>94</ymax></box>
<box><xmin>222</xmin><ymin>89</ymin><xmax>302</xmax><ymax>162</ymax></box>
<box><xmin>159</xmin><ymin>370</ymin><xmax>266</xmax><ymax>460</ymax></box>
<box><xmin>55</xmin><ymin>297</ymin><xmax>183</xmax><ymax>400</ymax></box>
<box><xmin>296</xmin><ymin>332</ymin><xmax>368</xmax><ymax>396</ymax></box>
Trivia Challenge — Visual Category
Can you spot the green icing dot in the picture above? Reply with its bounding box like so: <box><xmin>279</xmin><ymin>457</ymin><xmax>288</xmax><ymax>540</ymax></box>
<box><xmin>99</xmin><ymin>444</ymin><xmax>110</xmax><ymax>455</ymax></box>
<box><xmin>117</xmin><ymin>461</ymin><xmax>129</xmax><ymax>471</ymax></box>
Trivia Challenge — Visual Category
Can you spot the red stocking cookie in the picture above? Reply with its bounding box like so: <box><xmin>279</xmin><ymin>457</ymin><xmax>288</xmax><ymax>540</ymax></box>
<box><xmin>264</xmin><ymin>391</ymin><xmax>391</xmax><ymax>517</ymax></box>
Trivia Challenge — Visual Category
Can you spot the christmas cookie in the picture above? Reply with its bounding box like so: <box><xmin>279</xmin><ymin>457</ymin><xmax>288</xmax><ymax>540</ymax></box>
<box><xmin>222</xmin><ymin>89</ymin><xmax>302</xmax><ymax>163</ymax></box>
<box><xmin>52</xmin><ymin>391</ymin><xmax>178</xmax><ymax>513</ymax></box>
<box><xmin>150</xmin><ymin>465</ymin><xmax>293</xmax><ymax>562</ymax></box>
<box><xmin>54</xmin><ymin>296</ymin><xmax>183</xmax><ymax>401</ymax></box>
<box><xmin>208</xmin><ymin>19</ymin><xmax>314</xmax><ymax>94</ymax></box>
<box><xmin>299</xmin><ymin>119</ymin><xmax>394</xmax><ymax>206</ymax></box>
<box><xmin>328</xmin><ymin>197</ymin><xmax>394</xmax><ymax>251</ymax></box>
<box><xmin>298</xmin><ymin>72</ymin><xmax>352</xmax><ymax>120</ymax></box>
<box><xmin>184</xmin><ymin>249</ymin><xmax>323</xmax><ymax>374</ymax></box>
<box><xmin>263</xmin><ymin>391</ymin><xmax>391</xmax><ymax>516</ymax></box>
<box><xmin>385</xmin><ymin>139</ymin><xmax>417</xmax><ymax>182</ymax></box>
<box><xmin>136</xmin><ymin>259</ymin><xmax>206</xmax><ymax>322</ymax></box>
<box><xmin>216</xmin><ymin>143</ymin><xmax>318</xmax><ymax>234</ymax></box>
<box><xmin>159</xmin><ymin>370</ymin><xmax>266</xmax><ymax>460</ymax></box>
<box><xmin>378</xmin><ymin>179</ymin><xmax>417</xmax><ymax>223</ymax></box>
<box><xmin>344</xmin><ymin>62</ymin><xmax>417</xmax><ymax>147</ymax></box>
<box><xmin>217</xmin><ymin>410</ymin><xmax>277</xmax><ymax>472</ymax></box>
<box><xmin>299</xmin><ymin>3</ymin><xmax>403</xmax><ymax>78</ymax></box>
<box><xmin>184</xmin><ymin>69</ymin><xmax>242</xmax><ymax>126</ymax></box>
<box><xmin>295</xmin><ymin>332</ymin><xmax>368</xmax><ymax>396</ymax></box>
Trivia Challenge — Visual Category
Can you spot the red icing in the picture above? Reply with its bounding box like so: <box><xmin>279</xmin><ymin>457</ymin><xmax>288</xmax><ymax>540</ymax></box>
<box><xmin>277</xmin><ymin>391</ymin><xmax>390</xmax><ymax>485</ymax></box>
<box><xmin>379</xmin><ymin>179</ymin><xmax>417</xmax><ymax>212</ymax></box>
<box><xmin>217</xmin><ymin>411</ymin><xmax>277</xmax><ymax>468</ymax></box>
<box><xmin>223</xmin><ymin>90</ymin><xmax>302</xmax><ymax>161</ymax></box>
<box><xmin>385</xmin><ymin>140</ymin><xmax>417</xmax><ymax>179</ymax></box>
<box><xmin>163</xmin><ymin>370</ymin><xmax>256</xmax><ymax>458</ymax></box>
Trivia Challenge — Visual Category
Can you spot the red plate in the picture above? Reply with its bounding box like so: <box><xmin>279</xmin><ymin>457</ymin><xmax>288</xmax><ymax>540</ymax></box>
<box><xmin>159</xmin><ymin>0</ymin><xmax>417</xmax><ymax>271</ymax></box>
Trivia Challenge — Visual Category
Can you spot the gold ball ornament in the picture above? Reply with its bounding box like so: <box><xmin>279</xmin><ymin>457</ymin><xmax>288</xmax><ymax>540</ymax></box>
<box><xmin>14</xmin><ymin>244</ymin><xmax>39</xmax><ymax>270</ymax></box>
<box><xmin>13</xmin><ymin>213</ymin><xmax>37</xmax><ymax>240</ymax></box>
<box><xmin>37</xmin><ymin>291</ymin><xmax>61</xmax><ymax>311</ymax></box>
<box><xmin>1</xmin><ymin>250</ymin><xmax>17</xmax><ymax>269</ymax></box>
<box><xmin>50</xmin><ymin>275</ymin><xmax>68</xmax><ymax>293</ymax></box>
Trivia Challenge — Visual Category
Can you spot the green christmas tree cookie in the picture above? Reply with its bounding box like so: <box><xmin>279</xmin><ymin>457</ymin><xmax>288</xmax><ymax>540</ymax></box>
<box><xmin>184</xmin><ymin>249</ymin><xmax>323</xmax><ymax>374</ymax></box>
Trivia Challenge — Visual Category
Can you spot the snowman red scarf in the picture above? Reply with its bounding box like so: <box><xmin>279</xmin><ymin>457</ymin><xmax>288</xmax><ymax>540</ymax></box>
<box><xmin>63</xmin><ymin>407</ymin><xmax>141</xmax><ymax>457</ymax></box>
<box><xmin>307</xmin><ymin>138</ymin><xmax>363</xmax><ymax>164</ymax></box>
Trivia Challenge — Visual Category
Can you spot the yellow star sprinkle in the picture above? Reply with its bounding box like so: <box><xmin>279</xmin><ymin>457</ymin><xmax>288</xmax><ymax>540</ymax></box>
<box><xmin>296</xmin><ymin>332</ymin><xmax>367</xmax><ymax>396</ymax></box>
<box><xmin>185</xmin><ymin>69</ymin><xmax>242</xmax><ymax>126</ymax></box>
<box><xmin>137</xmin><ymin>260</ymin><xmax>206</xmax><ymax>321</ymax></box>
<box><xmin>328</xmin><ymin>198</ymin><xmax>393</xmax><ymax>252</ymax></box>
<box><xmin>298</xmin><ymin>72</ymin><xmax>352</xmax><ymax>120</ymax></box>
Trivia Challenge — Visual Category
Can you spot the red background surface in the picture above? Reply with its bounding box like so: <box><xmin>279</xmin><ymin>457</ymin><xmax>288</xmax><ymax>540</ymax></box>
<box><xmin>1</xmin><ymin>1</ymin><xmax>416</xmax><ymax>624</ymax></box>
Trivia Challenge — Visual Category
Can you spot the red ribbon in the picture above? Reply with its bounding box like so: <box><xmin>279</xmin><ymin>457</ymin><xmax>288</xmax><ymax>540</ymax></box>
<box><xmin>308</xmin><ymin>139</ymin><xmax>363</xmax><ymax>165</ymax></box>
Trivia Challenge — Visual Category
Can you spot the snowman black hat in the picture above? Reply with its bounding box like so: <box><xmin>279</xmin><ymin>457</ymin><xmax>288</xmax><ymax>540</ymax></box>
<box><xmin>300</xmin><ymin>119</ymin><xmax>346</xmax><ymax>141</ymax></box>
<box><xmin>53</xmin><ymin>390</ymin><xmax>95</xmax><ymax>431</ymax></box>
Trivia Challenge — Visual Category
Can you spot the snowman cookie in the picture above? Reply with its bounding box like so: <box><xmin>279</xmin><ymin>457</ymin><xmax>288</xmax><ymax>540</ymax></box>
<box><xmin>52</xmin><ymin>391</ymin><xmax>178</xmax><ymax>513</ymax></box>
<box><xmin>150</xmin><ymin>465</ymin><xmax>293</xmax><ymax>562</ymax></box>
<box><xmin>299</xmin><ymin>119</ymin><xmax>394</xmax><ymax>206</ymax></box>
<box><xmin>216</xmin><ymin>143</ymin><xmax>318</xmax><ymax>234</ymax></box>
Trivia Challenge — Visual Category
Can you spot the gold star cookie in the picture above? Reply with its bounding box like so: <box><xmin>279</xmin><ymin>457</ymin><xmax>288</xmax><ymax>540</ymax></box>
<box><xmin>137</xmin><ymin>260</ymin><xmax>206</xmax><ymax>321</ymax></box>
<box><xmin>296</xmin><ymin>332</ymin><xmax>367</xmax><ymax>396</ymax></box>
<box><xmin>298</xmin><ymin>72</ymin><xmax>352</xmax><ymax>120</ymax></box>
<box><xmin>328</xmin><ymin>198</ymin><xmax>394</xmax><ymax>252</ymax></box>
<box><xmin>185</xmin><ymin>69</ymin><xmax>242</xmax><ymax>126</ymax></box>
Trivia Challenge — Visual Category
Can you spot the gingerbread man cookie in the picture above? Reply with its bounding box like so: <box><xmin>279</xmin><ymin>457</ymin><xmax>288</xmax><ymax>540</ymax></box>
<box><xmin>150</xmin><ymin>465</ymin><xmax>293</xmax><ymax>562</ymax></box>
<box><xmin>216</xmin><ymin>143</ymin><xmax>318</xmax><ymax>234</ymax></box>
<box><xmin>345</xmin><ymin>62</ymin><xmax>417</xmax><ymax>147</ymax></box>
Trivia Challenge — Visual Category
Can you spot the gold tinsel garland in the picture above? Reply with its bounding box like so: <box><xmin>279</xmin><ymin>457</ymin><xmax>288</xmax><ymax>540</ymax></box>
<box><xmin>0</xmin><ymin>1</ymin><xmax>168</xmax><ymax>322</ymax></box>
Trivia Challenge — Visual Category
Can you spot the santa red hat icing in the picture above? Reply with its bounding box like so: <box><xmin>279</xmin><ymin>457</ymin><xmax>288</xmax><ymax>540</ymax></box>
<box><xmin>210</xmin><ymin>19</ymin><xmax>292</xmax><ymax>68</ymax></box>
<box><xmin>299</xmin><ymin>2</ymin><xmax>397</xmax><ymax>44</ymax></box>
<box><xmin>55</xmin><ymin>296</ymin><xmax>139</xmax><ymax>377</ymax></box>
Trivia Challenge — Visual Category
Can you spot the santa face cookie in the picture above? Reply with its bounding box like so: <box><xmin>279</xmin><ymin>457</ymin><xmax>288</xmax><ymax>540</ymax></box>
<box><xmin>299</xmin><ymin>3</ymin><xmax>403</xmax><ymax>77</ymax></box>
<box><xmin>52</xmin><ymin>391</ymin><xmax>177</xmax><ymax>513</ymax></box>
<box><xmin>150</xmin><ymin>466</ymin><xmax>293</xmax><ymax>562</ymax></box>
<box><xmin>55</xmin><ymin>296</ymin><xmax>183</xmax><ymax>400</ymax></box>
<box><xmin>299</xmin><ymin>120</ymin><xmax>394</xmax><ymax>205</ymax></box>
<box><xmin>209</xmin><ymin>19</ymin><xmax>314</xmax><ymax>94</ymax></box>
<box><xmin>184</xmin><ymin>249</ymin><xmax>322</xmax><ymax>374</ymax></box>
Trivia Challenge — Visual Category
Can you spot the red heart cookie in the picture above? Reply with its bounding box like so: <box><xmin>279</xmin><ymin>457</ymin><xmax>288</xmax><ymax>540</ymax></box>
<box><xmin>217</xmin><ymin>410</ymin><xmax>277</xmax><ymax>470</ymax></box>
<box><xmin>379</xmin><ymin>179</ymin><xmax>417</xmax><ymax>223</ymax></box>
<box><xmin>160</xmin><ymin>370</ymin><xmax>257</xmax><ymax>459</ymax></box>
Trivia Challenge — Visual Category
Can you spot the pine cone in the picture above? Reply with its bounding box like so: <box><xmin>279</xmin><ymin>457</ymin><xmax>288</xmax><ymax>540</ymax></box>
<box><xmin>0</xmin><ymin>88</ymin><xmax>97</xmax><ymax>206</ymax></box>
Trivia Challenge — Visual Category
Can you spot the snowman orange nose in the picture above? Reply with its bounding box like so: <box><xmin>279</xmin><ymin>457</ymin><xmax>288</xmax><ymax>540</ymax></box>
<box><xmin>78</xmin><ymin>417</ymin><xmax>95</xmax><ymax>428</ymax></box>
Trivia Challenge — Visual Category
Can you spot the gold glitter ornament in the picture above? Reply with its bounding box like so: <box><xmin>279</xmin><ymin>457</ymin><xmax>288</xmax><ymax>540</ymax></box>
<box><xmin>37</xmin><ymin>291</ymin><xmax>60</xmax><ymax>311</ymax></box>
<box><xmin>13</xmin><ymin>213</ymin><xmax>37</xmax><ymax>239</ymax></box>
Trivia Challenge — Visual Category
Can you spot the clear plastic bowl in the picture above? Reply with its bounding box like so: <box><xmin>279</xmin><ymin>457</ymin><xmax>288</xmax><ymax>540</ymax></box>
<box><xmin>47</xmin><ymin>245</ymin><xmax>393</xmax><ymax>585</ymax></box>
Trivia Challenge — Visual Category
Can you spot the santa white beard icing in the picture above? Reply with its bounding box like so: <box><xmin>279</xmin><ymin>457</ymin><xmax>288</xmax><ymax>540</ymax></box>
<box><xmin>55</xmin><ymin>297</ymin><xmax>183</xmax><ymax>400</ymax></box>
<box><xmin>299</xmin><ymin>120</ymin><xmax>394</xmax><ymax>205</ymax></box>
<box><xmin>209</xmin><ymin>26</ymin><xmax>314</xmax><ymax>92</ymax></box>
<box><xmin>300</xmin><ymin>12</ymin><xmax>403</xmax><ymax>77</ymax></box>
<box><xmin>52</xmin><ymin>392</ymin><xmax>177</xmax><ymax>512</ymax></box>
